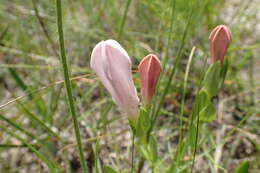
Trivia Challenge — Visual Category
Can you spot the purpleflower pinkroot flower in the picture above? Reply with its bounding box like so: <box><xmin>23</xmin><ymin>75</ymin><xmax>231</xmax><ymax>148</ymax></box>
<box><xmin>138</xmin><ymin>54</ymin><xmax>162</xmax><ymax>104</ymax></box>
<box><xmin>90</xmin><ymin>40</ymin><xmax>139</xmax><ymax>119</ymax></box>
<box><xmin>209</xmin><ymin>25</ymin><xmax>232</xmax><ymax>64</ymax></box>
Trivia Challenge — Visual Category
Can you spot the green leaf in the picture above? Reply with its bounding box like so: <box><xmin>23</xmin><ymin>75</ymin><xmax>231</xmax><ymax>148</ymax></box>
<box><xmin>136</xmin><ymin>107</ymin><xmax>151</xmax><ymax>140</ymax></box>
<box><xmin>104</xmin><ymin>166</ymin><xmax>118</xmax><ymax>173</ymax></box>
<box><xmin>190</xmin><ymin>89</ymin><xmax>209</xmax><ymax>124</ymax></box>
<box><xmin>219</xmin><ymin>58</ymin><xmax>229</xmax><ymax>89</ymax></box>
<box><xmin>148</xmin><ymin>135</ymin><xmax>158</xmax><ymax>163</ymax></box>
<box><xmin>199</xmin><ymin>102</ymin><xmax>216</xmax><ymax>122</ymax></box>
<box><xmin>197</xmin><ymin>89</ymin><xmax>209</xmax><ymax>110</ymax></box>
<box><xmin>234</xmin><ymin>161</ymin><xmax>250</xmax><ymax>173</ymax></box>
<box><xmin>138</xmin><ymin>135</ymin><xmax>158</xmax><ymax>165</ymax></box>
<box><xmin>138</xmin><ymin>142</ymin><xmax>149</xmax><ymax>161</ymax></box>
<box><xmin>202</xmin><ymin>62</ymin><xmax>221</xmax><ymax>97</ymax></box>
<box><xmin>188</xmin><ymin>89</ymin><xmax>210</xmax><ymax>147</ymax></box>
<box><xmin>188</xmin><ymin>121</ymin><xmax>196</xmax><ymax>147</ymax></box>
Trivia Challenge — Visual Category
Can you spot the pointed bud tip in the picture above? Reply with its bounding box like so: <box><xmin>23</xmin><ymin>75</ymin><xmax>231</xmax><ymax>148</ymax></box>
<box><xmin>138</xmin><ymin>54</ymin><xmax>162</xmax><ymax>104</ymax></box>
<box><xmin>209</xmin><ymin>25</ymin><xmax>232</xmax><ymax>43</ymax></box>
<box><xmin>209</xmin><ymin>25</ymin><xmax>232</xmax><ymax>63</ymax></box>
<box><xmin>138</xmin><ymin>54</ymin><xmax>162</xmax><ymax>70</ymax></box>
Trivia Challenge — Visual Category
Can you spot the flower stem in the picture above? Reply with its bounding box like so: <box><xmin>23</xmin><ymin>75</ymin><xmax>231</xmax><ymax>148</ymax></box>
<box><xmin>56</xmin><ymin>1</ymin><xmax>88</xmax><ymax>173</ymax></box>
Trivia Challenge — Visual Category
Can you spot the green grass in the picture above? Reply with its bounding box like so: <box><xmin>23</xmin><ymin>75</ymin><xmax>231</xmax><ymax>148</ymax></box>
<box><xmin>0</xmin><ymin>0</ymin><xmax>259</xmax><ymax>172</ymax></box>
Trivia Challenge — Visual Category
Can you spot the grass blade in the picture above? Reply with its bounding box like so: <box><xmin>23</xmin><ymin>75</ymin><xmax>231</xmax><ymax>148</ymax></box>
<box><xmin>118</xmin><ymin>0</ymin><xmax>132</xmax><ymax>40</ymax></box>
<box><xmin>0</xmin><ymin>114</ymin><xmax>36</xmax><ymax>139</ymax></box>
<box><xmin>149</xmin><ymin>2</ymin><xmax>195</xmax><ymax>137</ymax></box>
<box><xmin>0</xmin><ymin>25</ymin><xmax>9</xmax><ymax>41</ymax></box>
<box><xmin>31</xmin><ymin>0</ymin><xmax>58</xmax><ymax>56</ymax></box>
<box><xmin>171</xmin><ymin>47</ymin><xmax>196</xmax><ymax>171</ymax></box>
<box><xmin>17</xmin><ymin>102</ymin><xmax>61</xmax><ymax>139</ymax></box>
<box><xmin>56</xmin><ymin>0</ymin><xmax>89</xmax><ymax>172</ymax></box>
<box><xmin>8</xmin><ymin>68</ymin><xmax>47</xmax><ymax>115</ymax></box>
<box><xmin>162</xmin><ymin>0</ymin><xmax>176</xmax><ymax>69</ymax></box>
<box><xmin>0</xmin><ymin>125</ymin><xmax>59</xmax><ymax>173</ymax></box>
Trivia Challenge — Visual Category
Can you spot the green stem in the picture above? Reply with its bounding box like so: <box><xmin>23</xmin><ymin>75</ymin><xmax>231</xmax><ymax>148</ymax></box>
<box><xmin>131</xmin><ymin>130</ymin><xmax>136</xmax><ymax>173</ymax></box>
<box><xmin>179</xmin><ymin>47</ymin><xmax>195</xmax><ymax>135</ymax></box>
<box><xmin>55</xmin><ymin>1</ymin><xmax>88</xmax><ymax>173</ymax></box>
<box><xmin>188</xmin><ymin>55</ymin><xmax>209</xmax><ymax>173</ymax></box>
<box><xmin>137</xmin><ymin>158</ymin><xmax>145</xmax><ymax>173</ymax></box>
<box><xmin>190</xmin><ymin>109</ymin><xmax>200</xmax><ymax>173</ymax></box>
<box><xmin>162</xmin><ymin>0</ymin><xmax>176</xmax><ymax>70</ymax></box>
<box><xmin>174</xmin><ymin>47</ymin><xmax>196</xmax><ymax>166</ymax></box>
<box><xmin>148</xmin><ymin>6</ymin><xmax>194</xmax><ymax>138</ymax></box>
<box><xmin>118</xmin><ymin>0</ymin><xmax>132</xmax><ymax>40</ymax></box>
<box><xmin>249</xmin><ymin>52</ymin><xmax>255</xmax><ymax>104</ymax></box>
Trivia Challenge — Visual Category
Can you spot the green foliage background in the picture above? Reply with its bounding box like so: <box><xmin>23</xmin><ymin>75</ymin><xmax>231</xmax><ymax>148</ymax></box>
<box><xmin>0</xmin><ymin>0</ymin><xmax>259</xmax><ymax>172</ymax></box>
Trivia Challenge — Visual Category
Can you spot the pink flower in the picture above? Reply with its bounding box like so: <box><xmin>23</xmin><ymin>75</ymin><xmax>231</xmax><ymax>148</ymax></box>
<box><xmin>209</xmin><ymin>25</ymin><xmax>232</xmax><ymax>63</ymax></box>
<box><xmin>138</xmin><ymin>54</ymin><xmax>162</xmax><ymax>104</ymax></box>
<box><xmin>90</xmin><ymin>40</ymin><xmax>139</xmax><ymax>119</ymax></box>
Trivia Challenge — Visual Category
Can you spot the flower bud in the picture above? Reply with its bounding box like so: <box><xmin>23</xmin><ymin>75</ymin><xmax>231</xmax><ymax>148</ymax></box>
<box><xmin>209</xmin><ymin>25</ymin><xmax>232</xmax><ymax>63</ymax></box>
<box><xmin>138</xmin><ymin>54</ymin><xmax>162</xmax><ymax>104</ymax></box>
<box><xmin>90</xmin><ymin>40</ymin><xmax>139</xmax><ymax>119</ymax></box>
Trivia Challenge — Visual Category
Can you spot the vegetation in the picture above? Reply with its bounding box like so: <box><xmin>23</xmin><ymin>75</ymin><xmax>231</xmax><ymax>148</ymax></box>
<box><xmin>0</xmin><ymin>0</ymin><xmax>259</xmax><ymax>172</ymax></box>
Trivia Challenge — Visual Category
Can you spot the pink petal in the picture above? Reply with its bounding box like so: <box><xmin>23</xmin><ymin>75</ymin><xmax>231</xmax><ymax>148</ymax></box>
<box><xmin>138</xmin><ymin>54</ymin><xmax>162</xmax><ymax>104</ymax></box>
<box><xmin>90</xmin><ymin>40</ymin><xmax>139</xmax><ymax>117</ymax></box>
<box><xmin>209</xmin><ymin>25</ymin><xmax>232</xmax><ymax>63</ymax></box>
